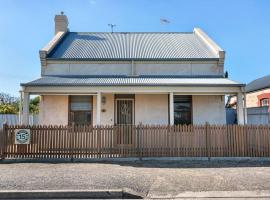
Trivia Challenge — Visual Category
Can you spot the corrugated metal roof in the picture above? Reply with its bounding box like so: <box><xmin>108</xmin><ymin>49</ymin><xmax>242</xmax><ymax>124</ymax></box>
<box><xmin>21</xmin><ymin>76</ymin><xmax>243</xmax><ymax>87</ymax></box>
<box><xmin>47</xmin><ymin>32</ymin><xmax>219</xmax><ymax>60</ymax></box>
<box><xmin>246</xmin><ymin>75</ymin><xmax>270</xmax><ymax>93</ymax></box>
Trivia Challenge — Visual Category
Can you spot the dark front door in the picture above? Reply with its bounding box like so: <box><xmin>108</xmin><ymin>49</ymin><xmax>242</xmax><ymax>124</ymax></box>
<box><xmin>115</xmin><ymin>99</ymin><xmax>134</xmax><ymax>145</ymax></box>
<box><xmin>116</xmin><ymin>99</ymin><xmax>134</xmax><ymax>125</ymax></box>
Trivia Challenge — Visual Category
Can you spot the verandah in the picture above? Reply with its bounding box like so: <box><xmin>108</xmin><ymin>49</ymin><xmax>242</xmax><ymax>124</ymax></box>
<box><xmin>1</xmin><ymin>124</ymin><xmax>270</xmax><ymax>159</ymax></box>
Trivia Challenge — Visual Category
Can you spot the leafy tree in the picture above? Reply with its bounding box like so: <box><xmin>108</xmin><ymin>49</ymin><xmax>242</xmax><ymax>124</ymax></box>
<box><xmin>0</xmin><ymin>104</ymin><xmax>18</xmax><ymax>114</ymax></box>
<box><xmin>0</xmin><ymin>93</ymin><xmax>19</xmax><ymax>114</ymax></box>
<box><xmin>29</xmin><ymin>96</ymin><xmax>40</xmax><ymax>114</ymax></box>
<box><xmin>0</xmin><ymin>92</ymin><xmax>40</xmax><ymax>114</ymax></box>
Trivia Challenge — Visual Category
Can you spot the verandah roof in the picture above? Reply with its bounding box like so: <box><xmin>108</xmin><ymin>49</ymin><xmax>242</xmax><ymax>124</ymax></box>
<box><xmin>21</xmin><ymin>76</ymin><xmax>244</xmax><ymax>87</ymax></box>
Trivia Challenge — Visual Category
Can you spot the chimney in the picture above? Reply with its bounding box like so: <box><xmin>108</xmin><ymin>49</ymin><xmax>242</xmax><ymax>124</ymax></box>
<box><xmin>54</xmin><ymin>11</ymin><xmax>68</xmax><ymax>34</ymax></box>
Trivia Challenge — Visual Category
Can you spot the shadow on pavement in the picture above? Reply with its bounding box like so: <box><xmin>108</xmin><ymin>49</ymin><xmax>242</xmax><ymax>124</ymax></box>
<box><xmin>2</xmin><ymin>158</ymin><xmax>270</xmax><ymax>168</ymax></box>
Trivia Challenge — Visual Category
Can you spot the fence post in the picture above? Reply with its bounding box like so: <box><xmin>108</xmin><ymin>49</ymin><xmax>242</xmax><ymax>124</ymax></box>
<box><xmin>0</xmin><ymin>123</ymin><xmax>8</xmax><ymax>159</ymax></box>
<box><xmin>69</xmin><ymin>123</ymin><xmax>75</xmax><ymax>162</ymax></box>
<box><xmin>97</xmin><ymin>125</ymin><xmax>101</xmax><ymax>159</ymax></box>
<box><xmin>205</xmin><ymin>122</ymin><xmax>210</xmax><ymax>160</ymax></box>
<box><xmin>137</xmin><ymin>123</ymin><xmax>142</xmax><ymax>160</ymax></box>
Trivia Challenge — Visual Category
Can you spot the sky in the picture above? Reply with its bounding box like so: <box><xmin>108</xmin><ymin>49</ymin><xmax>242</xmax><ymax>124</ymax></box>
<box><xmin>0</xmin><ymin>0</ymin><xmax>270</xmax><ymax>96</ymax></box>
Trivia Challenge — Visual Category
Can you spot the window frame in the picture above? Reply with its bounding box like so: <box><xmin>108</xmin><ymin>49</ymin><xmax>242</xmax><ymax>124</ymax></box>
<box><xmin>68</xmin><ymin>96</ymin><xmax>93</xmax><ymax>125</ymax></box>
<box><xmin>260</xmin><ymin>98</ymin><xmax>269</xmax><ymax>107</ymax></box>
<box><xmin>173</xmin><ymin>95</ymin><xmax>192</xmax><ymax>125</ymax></box>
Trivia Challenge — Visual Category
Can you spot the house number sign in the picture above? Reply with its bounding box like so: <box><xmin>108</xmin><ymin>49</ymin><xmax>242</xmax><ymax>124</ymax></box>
<box><xmin>15</xmin><ymin>129</ymin><xmax>31</xmax><ymax>144</ymax></box>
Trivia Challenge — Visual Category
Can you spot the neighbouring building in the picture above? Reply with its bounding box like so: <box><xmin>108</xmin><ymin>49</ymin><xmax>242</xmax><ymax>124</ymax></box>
<box><xmin>226</xmin><ymin>75</ymin><xmax>270</xmax><ymax>124</ymax></box>
<box><xmin>20</xmin><ymin>13</ymin><xmax>245</xmax><ymax>126</ymax></box>
<box><xmin>245</xmin><ymin>75</ymin><xmax>270</xmax><ymax>110</ymax></box>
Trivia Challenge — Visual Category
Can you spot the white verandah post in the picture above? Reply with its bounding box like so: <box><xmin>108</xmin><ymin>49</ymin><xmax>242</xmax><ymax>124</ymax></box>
<box><xmin>22</xmin><ymin>91</ymin><xmax>30</xmax><ymax>125</ymax></box>
<box><xmin>237</xmin><ymin>92</ymin><xmax>244</xmax><ymax>125</ymax></box>
<box><xmin>169</xmin><ymin>92</ymin><xmax>174</xmax><ymax>125</ymax></box>
<box><xmin>96</xmin><ymin>92</ymin><xmax>101</xmax><ymax>125</ymax></box>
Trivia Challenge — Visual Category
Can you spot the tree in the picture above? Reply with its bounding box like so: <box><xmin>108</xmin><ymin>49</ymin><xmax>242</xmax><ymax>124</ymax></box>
<box><xmin>0</xmin><ymin>93</ymin><xmax>19</xmax><ymax>114</ymax></box>
<box><xmin>0</xmin><ymin>104</ymin><xmax>18</xmax><ymax>114</ymax></box>
<box><xmin>0</xmin><ymin>92</ymin><xmax>40</xmax><ymax>114</ymax></box>
<box><xmin>29</xmin><ymin>96</ymin><xmax>40</xmax><ymax>114</ymax></box>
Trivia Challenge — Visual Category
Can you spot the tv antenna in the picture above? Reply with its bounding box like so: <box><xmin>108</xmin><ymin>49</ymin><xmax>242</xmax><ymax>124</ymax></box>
<box><xmin>160</xmin><ymin>18</ymin><xmax>170</xmax><ymax>24</ymax></box>
<box><xmin>108</xmin><ymin>24</ymin><xmax>116</xmax><ymax>33</ymax></box>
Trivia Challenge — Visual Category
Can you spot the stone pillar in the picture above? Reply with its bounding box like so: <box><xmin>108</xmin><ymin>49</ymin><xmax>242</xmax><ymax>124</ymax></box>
<box><xmin>237</xmin><ymin>92</ymin><xmax>244</xmax><ymax>124</ymax></box>
<box><xmin>96</xmin><ymin>92</ymin><xmax>101</xmax><ymax>125</ymax></box>
<box><xmin>22</xmin><ymin>92</ymin><xmax>30</xmax><ymax>125</ymax></box>
<box><xmin>169</xmin><ymin>92</ymin><xmax>174</xmax><ymax>125</ymax></box>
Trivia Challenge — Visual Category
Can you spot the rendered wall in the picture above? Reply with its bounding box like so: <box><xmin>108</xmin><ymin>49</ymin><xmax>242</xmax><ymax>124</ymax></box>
<box><xmin>39</xmin><ymin>95</ymin><xmax>68</xmax><ymax>125</ymax></box>
<box><xmin>44</xmin><ymin>63</ymin><xmax>131</xmax><ymax>76</ymax></box>
<box><xmin>100</xmin><ymin>94</ymin><xmax>114</xmax><ymax>125</ymax></box>
<box><xmin>192</xmin><ymin>95</ymin><xmax>226</xmax><ymax>124</ymax></box>
<box><xmin>39</xmin><ymin>94</ymin><xmax>226</xmax><ymax>125</ymax></box>
<box><xmin>43</xmin><ymin>61</ymin><xmax>223</xmax><ymax>76</ymax></box>
<box><xmin>134</xmin><ymin>62</ymin><xmax>222</xmax><ymax>76</ymax></box>
<box><xmin>93</xmin><ymin>94</ymin><xmax>115</xmax><ymax>125</ymax></box>
<box><xmin>135</xmin><ymin>94</ymin><xmax>168</xmax><ymax>125</ymax></box>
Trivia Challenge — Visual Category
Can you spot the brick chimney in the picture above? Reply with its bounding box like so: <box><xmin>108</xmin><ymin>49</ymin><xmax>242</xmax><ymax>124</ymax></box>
<box><xmin>54</xmin><ymin>11</ymin><xmax>68</xmax><ymax>34</ymax></box>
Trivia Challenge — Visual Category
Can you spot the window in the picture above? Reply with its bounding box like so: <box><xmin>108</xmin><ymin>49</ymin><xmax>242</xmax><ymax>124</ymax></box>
<box><xmin>69</xmin><ymin>96</ymin><xmax>92</xmax><ymax>125</ymax></box>
<box><xmin>260</xmin><ymin>98</ymin><xmax>269</xmax><ymax>107</ymax></box>
<box><xmin>174</xmin><ymin>95</ymin><xmax>192</xmax><ymax>125</ymax></box>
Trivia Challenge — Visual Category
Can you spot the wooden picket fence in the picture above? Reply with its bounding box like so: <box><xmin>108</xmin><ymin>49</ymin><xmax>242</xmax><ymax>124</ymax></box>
<box><xmin>0</xmin><ymin>124</ymin><xmax>270</xmax><ymax>159</ymax></box>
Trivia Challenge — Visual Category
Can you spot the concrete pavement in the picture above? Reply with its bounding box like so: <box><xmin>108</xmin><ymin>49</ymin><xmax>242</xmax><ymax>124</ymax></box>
<box><xmin>1</xmin><ymin>159</ymin><xmax>270</xmax><ymax>198</ymax></box>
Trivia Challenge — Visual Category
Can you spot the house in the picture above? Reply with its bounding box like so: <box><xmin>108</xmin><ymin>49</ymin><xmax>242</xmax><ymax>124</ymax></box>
<box><xmin>20</xmin><ymin>13</ymin><xmax>245</xmax><ymax>126</ymax></box>
<box><xmin>245</xmin><ymin>75</ymin><xmax>270</xmax><ymax>110</ymax></box>
<box><xmin>226</xmin><ymin>75</ymin><xmax>270</xmax><ymax>124</ymax></box>
<box><xmin>227</xmin><ymin>75</ymin><xmax>270</xmax><ymax>110</ymax></box>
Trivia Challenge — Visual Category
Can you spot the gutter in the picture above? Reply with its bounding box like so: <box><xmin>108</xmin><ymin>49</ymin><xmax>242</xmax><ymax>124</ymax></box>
<box><xmin>45</xmin><ymin>57</ymin><xmax>220</xmax><ymax>62</ymax></box>
<box><xmin>20</xmin><ymin>83</ymin><xmax>246</xmax><ymax>87</ymax></box>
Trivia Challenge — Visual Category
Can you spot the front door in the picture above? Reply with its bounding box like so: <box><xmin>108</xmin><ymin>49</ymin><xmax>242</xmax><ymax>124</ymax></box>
<box><xmin>115</xmin><ymin>99</ymin><xmax>134</xmax><ymax>145</ymax></box>
<box><xmin>116</xmin><ymin>99</ymin><xmax>134</xmax><ymax>125</ymax></box>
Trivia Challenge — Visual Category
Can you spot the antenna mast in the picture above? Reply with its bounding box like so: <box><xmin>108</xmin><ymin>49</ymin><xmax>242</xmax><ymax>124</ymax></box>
<box><xmin>108</xmin><ymin>24</ymin><xmax>116</xmax><ymax>33</ymax></box>
<box><xmin>160</xmin><ymin>18</ymin><xmax>170</xmax><ymax>24</ymax></box>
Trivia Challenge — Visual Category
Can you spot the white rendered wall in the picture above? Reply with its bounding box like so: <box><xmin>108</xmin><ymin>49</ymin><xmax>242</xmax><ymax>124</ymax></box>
<box><xmin>43</xmin><ymin>61</ymin><xmax>223</xmax><ymax>76</ymax></box>
<box><xmin>39</xmin><ymin>95</ymin><xmax>69</xmax><ymax>125</ymax></box>
<box><xmin>192</xmin><ymin>95</ymin><xmax>226</xmax><ymax>124</ymax></box>
<box><xmin>135</xmin><ymin>94</ymin><xmax>168</xmax><ymax>125</ymax></box>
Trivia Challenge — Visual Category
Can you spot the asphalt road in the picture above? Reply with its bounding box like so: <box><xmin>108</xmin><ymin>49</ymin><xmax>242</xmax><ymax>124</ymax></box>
<box><xmin>1</xmin><ymin>159</ymin><xmax>270</xmax><ymax>198</ymax></box>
